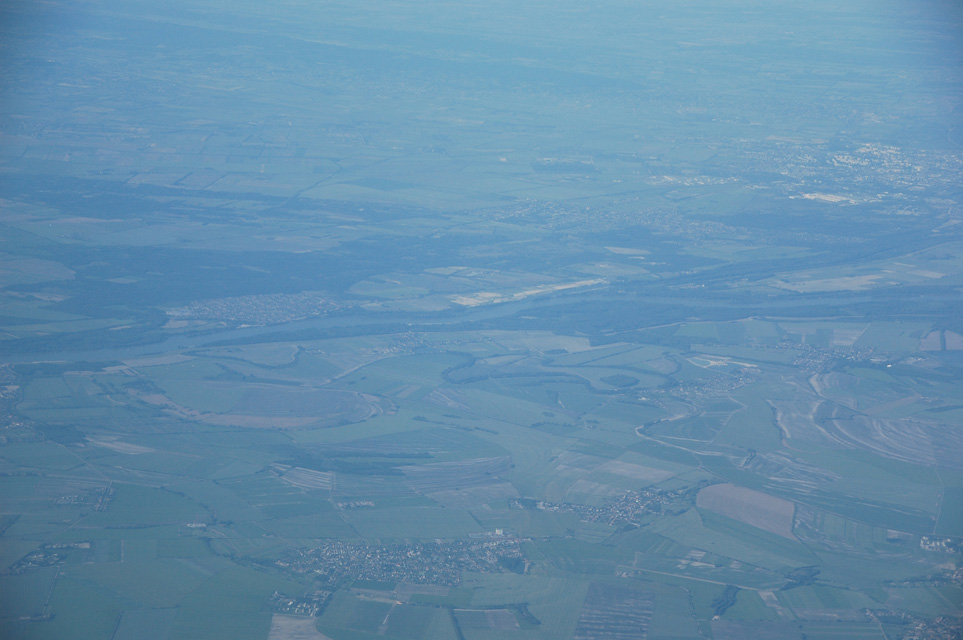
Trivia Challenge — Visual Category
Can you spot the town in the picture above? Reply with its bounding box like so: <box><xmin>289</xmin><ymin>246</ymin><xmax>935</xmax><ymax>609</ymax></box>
<box><xmin>511</xmin><ymin>482</ymin><xmax>708</xmax><ymax>529</ymax></box>
<box><xmin>276</xmin><ymin>536</ymin><xmax>528</xmax><ymax>587</ymax></box>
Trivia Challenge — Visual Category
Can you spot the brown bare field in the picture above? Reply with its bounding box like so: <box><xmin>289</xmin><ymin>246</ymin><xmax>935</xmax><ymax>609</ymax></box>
<box><xmin>697</xmin><ymin>483</ymin><xmax>796</xmax><ymax>539</ymax></box>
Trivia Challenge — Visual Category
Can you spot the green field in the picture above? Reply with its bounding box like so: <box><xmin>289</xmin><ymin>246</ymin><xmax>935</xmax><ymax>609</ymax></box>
<box><xmin>936</xmin><ymin>487</ymin><xmax>963</xmax><ymax>536</ymax></box>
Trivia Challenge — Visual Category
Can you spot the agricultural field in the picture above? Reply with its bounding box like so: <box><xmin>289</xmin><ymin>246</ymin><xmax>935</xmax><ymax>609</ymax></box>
<box><xmin>572</xmin><ymin>582</ymin><xmax>654</xmax><ymax>640</ymax></box>
<box><xmin>2</xmin><ymin>0</ymin><xmax>962</xmax><ymax>638</ymax></box>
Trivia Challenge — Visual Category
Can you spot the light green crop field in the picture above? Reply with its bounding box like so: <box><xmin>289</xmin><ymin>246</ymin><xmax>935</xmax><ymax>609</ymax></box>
<box><xmin>722</xmin><ymin>589</ymin><xmax>779</xmax><ymax>621</ymax></box>
<box><xmin>81</xmin><ymin>484</ymin><xmax>208</xmax><ymax>527</ymax></box>
<box><xmin>170</xmin><ymin>567</ymin><xmax>303</xmax><ymax>640</ymax></box>
<box><xmin>0</xmin><ymin>567</ymin><xmax>58</xmax><ymax>620</ymax></box>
